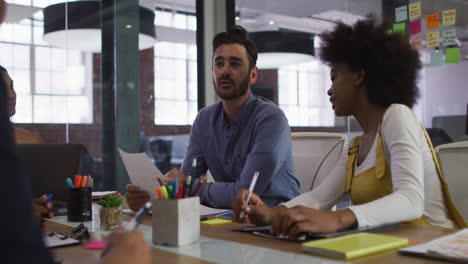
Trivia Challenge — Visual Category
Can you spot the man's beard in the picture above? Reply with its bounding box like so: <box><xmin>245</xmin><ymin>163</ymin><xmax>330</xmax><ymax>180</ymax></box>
<box><xmin>214</xmin><ymin>73</ymin><xmax>250</xmax><ymax>100</ymax></box>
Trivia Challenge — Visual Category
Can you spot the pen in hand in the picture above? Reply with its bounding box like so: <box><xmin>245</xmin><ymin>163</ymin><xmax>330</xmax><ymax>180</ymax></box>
<box><xmin>125</xmin><ymin>201</ymin><xmax>152</xmax><ymax>231</ymax></box>
<box><xmin>239</xmin><ymin>171</ymin><xmax>260</xmax><ymax>220</ymax></box>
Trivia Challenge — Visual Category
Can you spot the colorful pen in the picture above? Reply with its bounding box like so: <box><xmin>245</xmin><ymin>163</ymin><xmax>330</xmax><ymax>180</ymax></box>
<box><xmin>239</xmin><ymin>171</ymin><xmax>260</xmax><ymax>220</ymax></box>
<box><xmin>174</xmin><ymin>172</ymin><xmax>178</xmax><ymax>198</ymax></box>
<box><xmin>176</xmin><ymin>186</ymin><xmax>183</xmax><ymax>199</ymax></box>
<box><xmin>81</xmin><ymin>176</ymin><xmax>87</xmax><ymax>188</ymax></box>
<box><xmin>74</xmin><ymin>175</ymin><xmax>82</xmax><ymax>188</ymax></box>
<box><xmin>156</xmin><ymin>187</ymin><xmax>164</xmax><ymax>199</ymax></box>
<box><xmin>86</xmin><ymin>176</ymin><xmax>91</xmax><ymax>187</ymax></box>
<box><xmin>42</xmin><ymin>194</ymin><xmax>53</xmax><ymax>206</ymax></box>
<box><xmin>90</xmin><ymin>178</ymin><xmax>94</xmax><ymax>188</ymax></box>
<box><xmin>66</xmin><ymin>178</ymin><xmax>74</xmax><ymax>188</ymax></box>
<box><xmin>167</xmin><ymin>185</ymin><xmax>173</xmax><ymax>199</ymax></box>
<box><xmin>161</xmin><ymin>186</ymin><xmax>169</xmax><ymax>199</ymax></box>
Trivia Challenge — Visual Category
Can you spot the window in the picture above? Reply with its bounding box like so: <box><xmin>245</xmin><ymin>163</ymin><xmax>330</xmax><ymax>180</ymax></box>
<box><xmin>154</xmin><ymin>9</ymin><xmax>197</xmax><ymax>125</ymax></box>
<box><xmin>278</xmin><ymin>60</ymin><xmax>335</xmax><ymax>127</ymax></box>
<box><xmin>0</xmin><ymin>0</ymin><xmax>93</xmax><ymax>124</ymax></box>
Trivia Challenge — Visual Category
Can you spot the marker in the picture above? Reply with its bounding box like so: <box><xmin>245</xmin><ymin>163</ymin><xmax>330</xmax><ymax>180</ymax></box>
<box><xmin>42</xmin><ymin>194</ymin><xmax>53</xmax><ymax>206</ymax></box>
<box><xmin>86</xmin><ymin>176</ymin><xmax>91</xmax><ymax>187</ymax></box>
<box><xmin>175</xmin><ymin>186</ymin><xmax>183</xmax><ymax>199</ymax></box>
<box><xmin>161</xmin><ymin>186</ymin><xmax>169</xmax><ymax>199</ymax></box>
<box><xmin>90</xmin><ymin>178</ymin><xmax>94</xmax><ymax>188</ymax></box>
<box><xmin>81</xmin><ymin>176</ymin><xmax>87</xmax><ymax>188</ymax></box>
<box><xmin>239</xmin><ymin>171</ymin><xmax>260</xmax><ymax>220</ymax></box>
<box><xmin>183</xmin><ymin>176</ymin><xmax>192</xmax><ymax>198</ymax></box>
<box><xmin>167</xmin><ymin>185</ymin><xmax>173</xmax><ymax>199</ymax></box>
<box><xmin>155</xmin><ymin>187</ymin><xmax>164</xmax><ymax>199</ymax></box>
<box><xmin>157</xmin><ymin>177</ymin><xmax>164</xmax><ymax>187</ymax></box>
<box><xmin>66</xmin><ymin>178</ymin><xmax>74</xmax><ymax>188</ymax></box>
<box><xmin>125</xmin><ymin>201</ymin><xmax>152</xmax><ymax>231</ymax></box>
<box><xmin>174</xmin><ymin>171</ymin><xmax>178</xmax><ymax>198</ymax></box>
<box><xmin>74</xmin><ymin>175</ymin><xmax>82</xmax><ymax>188</ymax></box>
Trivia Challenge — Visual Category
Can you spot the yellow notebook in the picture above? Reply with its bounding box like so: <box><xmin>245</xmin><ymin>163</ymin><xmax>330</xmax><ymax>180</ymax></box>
<box><xmin>302</xmin><ymin>232</ymin><xmax>408</xmax><ymax>259</ymax></box>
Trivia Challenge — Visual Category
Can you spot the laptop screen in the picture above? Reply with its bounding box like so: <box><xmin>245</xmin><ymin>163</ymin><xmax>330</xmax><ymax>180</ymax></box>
<box><xmin>16</xmin><ymin>144</ymin><xmax>82</xmax><ymax>202</ymax></box>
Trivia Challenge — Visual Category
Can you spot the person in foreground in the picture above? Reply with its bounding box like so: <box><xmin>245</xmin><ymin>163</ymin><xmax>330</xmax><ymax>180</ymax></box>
<box><xmin>0</xmin><ymin>65</ymin><xmax>44</xmax><ymax>144</ymax></box>
<box><xmin>232</xmin><ymin>16</ymin><xmax>467</xmax><ymax>237</ymax></box>
<box><xmin>126</xmin><ymin>26</ymin><xmax>300</xmax><ymax>210</ymax></box>
<box><xmin>0</xmin><ymin>2</ymin><xmax>150</xmax><ymax>263</ymax></box>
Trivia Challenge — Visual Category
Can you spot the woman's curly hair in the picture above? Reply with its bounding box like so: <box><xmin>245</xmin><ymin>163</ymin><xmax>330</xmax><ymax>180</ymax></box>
<box><xmin>319</xmin><ymin>16</ymin><xmax>421</xmax><ymax>108</ymax></box>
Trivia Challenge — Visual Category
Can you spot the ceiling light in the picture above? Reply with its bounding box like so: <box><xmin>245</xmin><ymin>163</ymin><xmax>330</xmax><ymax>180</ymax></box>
<box><xmin>235</xmin><ymin>16</ymin><xmax>240</xmax><ymax>21</ymax></box>
<box><xmin>43</xmin><ymin>1</ymin><xmax>156</xmax><ymax>53</ymax></box>
<box><xmin>249</xmin><ymin>31</ymin><xmax>315</xmax><ymax>69</ymax></box>
<box><xmin>269</xmin><ymin>20</ymin><xmax>274</xmax><ymax>25</ymax></box>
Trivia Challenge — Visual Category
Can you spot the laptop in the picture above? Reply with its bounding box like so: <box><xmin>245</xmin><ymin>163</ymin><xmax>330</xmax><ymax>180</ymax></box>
<box><xmin>16</xmin><ymin>144</ymin><xmax>82</xmax><ymax>206</ymax></box>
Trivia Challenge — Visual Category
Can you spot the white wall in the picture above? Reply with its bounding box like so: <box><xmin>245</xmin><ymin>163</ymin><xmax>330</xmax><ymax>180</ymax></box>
<box><xmin>415</xmin><ymin>60</ymin><xmax>468</xmax><ymax>127</ymax></box>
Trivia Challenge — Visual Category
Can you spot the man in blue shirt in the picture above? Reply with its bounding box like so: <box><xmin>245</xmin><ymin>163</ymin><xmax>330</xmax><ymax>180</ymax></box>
<box><xmin>126</xmin><ymin>26</ymin><xmax>300</xmax><ymax>209</ymax></box>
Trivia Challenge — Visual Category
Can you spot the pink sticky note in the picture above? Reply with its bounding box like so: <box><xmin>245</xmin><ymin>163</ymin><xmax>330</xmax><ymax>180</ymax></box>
<box><xmin>409</xmin><ymin>18</ymin><xmax>421</xmax><ymax>36</ymax></box>
<box><xmin>411</xmin><ymin>35</ymin><xmax>423</xmax><ymax>50</ymax></box>
<box><xmin>85</xmin><ymin>240</ymin><xmax>107</xmax><ymax>249</ymax></box>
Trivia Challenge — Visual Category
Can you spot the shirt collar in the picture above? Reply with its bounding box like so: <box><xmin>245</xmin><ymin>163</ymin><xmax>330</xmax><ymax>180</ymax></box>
<box><xmin>221</xmin><ymin>93</ymin><xmax>256</xmax><ymax>128</ymax></box>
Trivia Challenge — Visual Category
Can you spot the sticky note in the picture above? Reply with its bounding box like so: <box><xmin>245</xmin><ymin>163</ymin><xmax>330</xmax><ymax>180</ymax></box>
<box><xmin>445</xmin><ymin>48</ymin><xmax>460</xmax><ymax>63</ymax></box>
<box><xmin>426</xmin><ymin>13</ymin><xmax>440</xmax><ymax>30</ymax></box>
<box><xmin>85</xmin><ymin>240</ymin><xmax>107</xmax><ymax>249</ymax></box>
<box><xmin>409</xmin><ymin>18</ymin><xmax>421</xmax><ymax>36</ymax></box>
<box><xmin>430</xmin><ymin>51</ymin><xmax>443</xmax><ymax>67</ymax></box>
<box><xmin>393</xmin><ymin>23</ymin><xmax>405</xmax><ymax>35</ymax></box>
<box><xmin>442</xmin><ymin>29</ymin><xmax>456</xmax><ymax>47</ymax></box>
<box><xmin>410</xmin><ymin>35</ymin><xmax>423</xmax><ymax>50</ymax></box>
<box><xmin>201</xmin><ymin>218</ymin><xmax>232</xmax><ymax>225</ymax></box>
<box><xmin>426</xmin><ymin>31</ymin><xmax>440</xmax><ymax>48</ymax></box>
<box><xmin>442</xmin><ymin>9</ymin><xmax>456</xmax><ymax>26</ymax></box>
<box><xmin>395</xmin><ymin>5</ymin><xmax>408</xmax><ymax>22</ymax></box>
<box><xmin>409</xmin><ymin>2</ymin><xmax>421</xmax><ymax>19</ymax></box>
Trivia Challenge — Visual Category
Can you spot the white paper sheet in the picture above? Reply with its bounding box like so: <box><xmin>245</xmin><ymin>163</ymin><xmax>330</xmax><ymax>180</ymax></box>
<box><xmin>200</xmin><ymin>204</ymin><xmax>231</xmax><ymax>216</ymax></box>
<box><xmin>44</xmin><ymin>232</ymin><xmax>80</xmax><ymax>248</ymax></box>
<box><xmin>118</xmin><ymin>148</ymin><xmax>163</xmax><ymax>200</ymax></box>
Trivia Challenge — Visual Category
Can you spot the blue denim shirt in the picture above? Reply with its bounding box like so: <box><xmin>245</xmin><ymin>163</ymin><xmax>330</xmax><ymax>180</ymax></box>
<box><xmin>181</xmin><ymin>93</ymin><xmax>300</xmax><ymax>208</ymax></box>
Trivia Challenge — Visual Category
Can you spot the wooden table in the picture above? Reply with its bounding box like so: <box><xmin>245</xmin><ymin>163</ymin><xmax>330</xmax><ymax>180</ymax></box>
<box><xmin>46</xmin><ymin>216</ymin><xmax>457</xmax><ymax>264</ymax></box>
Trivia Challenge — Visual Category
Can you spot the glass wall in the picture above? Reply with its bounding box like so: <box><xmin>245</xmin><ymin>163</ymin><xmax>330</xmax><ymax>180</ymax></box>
<box><xmin>236</xmin><ymin>0</ymin><xmax>468</xmax><ymax>142</ymax></box>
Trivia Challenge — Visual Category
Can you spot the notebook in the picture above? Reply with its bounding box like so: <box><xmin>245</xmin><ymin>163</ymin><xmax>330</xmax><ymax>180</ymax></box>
<box><xmin>302</xmin><ymin>232</ymin><xmax>408</xmax><ymax>259</ymax></box>
<box><xmin>16</xmin><ymin>143</ymin><xmax>82</xmax><ymax>203</ymax></box>
<box><xmin>399</xmin><ymin>228</ymin><xmax>468</xmax><ymax>263</ymax></box>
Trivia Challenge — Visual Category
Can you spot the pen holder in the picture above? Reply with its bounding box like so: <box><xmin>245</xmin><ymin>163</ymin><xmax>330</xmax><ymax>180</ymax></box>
<box><xmin>68</xmin><ymin>187</ymin><xmax>92</xmax><ymax>222</ymax></box>
<box><xmin>152</xmin><ymin>196</ymin><xmax>200</xmax><ymax>246</ymax></box>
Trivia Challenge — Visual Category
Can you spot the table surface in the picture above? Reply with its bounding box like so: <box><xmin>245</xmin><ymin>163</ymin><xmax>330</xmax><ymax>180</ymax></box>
<box><xmin>45</xmin><ymin>207</ymin><xmax>458</xmax><ymax>264</ymax></box>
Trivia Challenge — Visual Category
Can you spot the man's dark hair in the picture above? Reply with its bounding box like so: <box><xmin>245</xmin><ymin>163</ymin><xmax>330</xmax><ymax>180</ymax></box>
<box><xmin>212</xmin><ymin>25</ymin><xmax>258</xmax><ymax>70</ymax></box>
<box><xmin>319</xmin><ymin>16</ymin><xmax>421</xmax><ymax>108</ymax></box>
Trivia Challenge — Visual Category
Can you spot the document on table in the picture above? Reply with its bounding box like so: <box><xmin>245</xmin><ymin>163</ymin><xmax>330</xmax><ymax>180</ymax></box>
<box><xmin>200</xmin><ymin>204</ymin><xmax>231</xmax><ymax>217</ymax></box>
<box><xmin>43</xmin><ymin>232</ymin><xmax>80</xmax><ymax>248</ymax></box>
<box><xmin>118</xmin><ymin>148</ymin><xmax>163</xmax><ymax>200</ymax></box>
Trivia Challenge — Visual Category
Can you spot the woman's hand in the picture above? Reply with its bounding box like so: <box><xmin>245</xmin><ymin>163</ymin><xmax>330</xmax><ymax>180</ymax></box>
<box><xmin>270</xmin><ymin>206</ymin><xmax>357</xmax><ymax>237</ymax></box>
<box><xmin>32</xmin><ymin>194</ymin><xmax>53</xmax><ymax>221</ymax></box>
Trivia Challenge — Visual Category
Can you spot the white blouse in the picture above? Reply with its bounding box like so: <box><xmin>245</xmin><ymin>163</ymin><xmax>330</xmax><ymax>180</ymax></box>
<box><xmin>284</xmin><ymin>104</ymin><xmax>455</xmax><ymax>228</ymax></box>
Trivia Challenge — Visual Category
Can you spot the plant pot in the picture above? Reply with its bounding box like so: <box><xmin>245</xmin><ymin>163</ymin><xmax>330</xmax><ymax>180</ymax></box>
<box><xmin>99</xmin><ymin>206</ymin><xmax>122</xmax><ymax>230</ymax></box>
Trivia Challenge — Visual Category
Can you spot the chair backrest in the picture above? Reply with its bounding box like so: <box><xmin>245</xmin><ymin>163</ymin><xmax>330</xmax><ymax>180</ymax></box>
<box><xmin>435</xmin><ymin>141</ymin><xmax>468</xmax><ymax>221</ymax></box>
<box><xmin>291</xmin><ymin>132</ymin><xmax>347</xmax><ymax>193</ymax></box>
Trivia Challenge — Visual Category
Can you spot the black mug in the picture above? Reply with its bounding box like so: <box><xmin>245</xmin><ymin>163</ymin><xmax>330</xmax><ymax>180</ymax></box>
<box><xmin>68</xmin><ymin>187</ymin><xmax>92</xmax><ymax>222</ymax></box>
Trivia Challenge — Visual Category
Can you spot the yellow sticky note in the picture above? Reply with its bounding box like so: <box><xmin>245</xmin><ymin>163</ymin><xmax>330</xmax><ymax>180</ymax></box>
<box><xmin>201</xmin><ymin>218</ymin><xmax>232</xmax><ymax>225</ymax></box>
<box><xmin>426</xmin><ymin>31</ymin><xmax>440</xmax><ymax>48</ymax></box>
<box><xmin>442</xmin><ymin>9</ymin><xmax>456</xmax><ymax>26</ymax></box>
<box><xmin>409</xmin><ymin>2</ymin><xmax>421</xmax><ymax>19</ymax></box>
<box><xmin>426</xmin><ymin>13</ymin><xmax>440</xmax><ymax>30</ymax></box>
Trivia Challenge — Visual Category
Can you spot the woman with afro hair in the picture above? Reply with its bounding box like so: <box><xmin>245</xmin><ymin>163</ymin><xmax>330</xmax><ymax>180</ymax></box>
<box><xmin>232</xmin><ymin>16</ymin><xmax>466</xmax><ymax>235</ymax></box>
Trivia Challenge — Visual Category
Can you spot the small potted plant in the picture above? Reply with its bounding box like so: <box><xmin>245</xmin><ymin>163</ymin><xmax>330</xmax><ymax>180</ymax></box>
<box><xmin>98</xmin><ymin>194</ymin><xmax>123</xmax><ymax>230</ymax></box>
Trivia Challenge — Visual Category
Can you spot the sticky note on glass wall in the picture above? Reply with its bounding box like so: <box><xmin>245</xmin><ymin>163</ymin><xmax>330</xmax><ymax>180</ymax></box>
<box><xmin>430</xmin><ymin>51</ymin><xmax>443</xmax><ymax>67</ymax></box>
<box><xmin>409</xmin><ymin>2</ymin><xmax>421</xmax><ymax>19</ymax></box>
<box><xmin>426</xmin><ymin>13</ymin><xmax>440</xmax><ymax>30</ymax></box>
<box><xmin>445</xmin><ymin>48</ymin><xmax>460</xmax><ymax>63</ymax></box>
<box><xmin>442</xmin><ymin>29</ymin><xmax>456</xmax><ymax>47</ymax></box>
<box><xmin>442</xmin><ymin>9</ymin><xmax>456</xmax><ymax>26</ymax></box>
<box><xmin>411</xmin><ymin>35</ymin><xmax>423</xmax><ymax>50</ymax></box>
<box><xmin>395</xmin><ymin>5</ymin><xmax>408</xmax><ymax>22</ymax></box>
<box><xmin>426</xmin><ymin>31</ymin><xmax>440</xmax><ymax>48</ymax></box>
<box><xmin>393</xmin><ymin>23</ymin><xmax>405</xmax><ymax>35</ymax></box>
<box><xmin>409</xmin><ymin>18</ymin><xmax>421</xmax><ymax>36</ymax></box>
